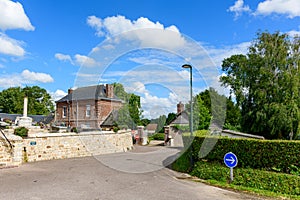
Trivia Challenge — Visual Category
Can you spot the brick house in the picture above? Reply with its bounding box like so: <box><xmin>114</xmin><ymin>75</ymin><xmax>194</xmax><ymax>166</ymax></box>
<box><xmin>55</xmin><ymin>84</ymin><xmax>123</xmax><ymax>129</ymax></box>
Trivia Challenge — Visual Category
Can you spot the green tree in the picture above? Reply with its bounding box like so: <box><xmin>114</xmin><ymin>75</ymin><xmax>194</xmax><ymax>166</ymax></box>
<box><xmin>166</xmin><ymin>112</ymin><xmax>176</xmax><ymax>125</ymax></box>
<box><xmin>112</xmin><ymin>83</ymin><xmax>142</xmax><ymax>129</ymax></box>
<box><xmin>0</xmin><ymin>86</ymin><xmax>54</xmax><ymax>115</ymax></box>
<box><xmin>220</xmin><ymin>31</ymin><xmax>300</xmax><ymax>139</ymax></box>
<box><xmin>186</xmin><ymin>95</ymin><xmax>211</xmax><ymax>130</ymax></box>
<box><xmin>198</xmin><ymin>88</ymin><xmax>241</xmax><ymax>131</ymax></box>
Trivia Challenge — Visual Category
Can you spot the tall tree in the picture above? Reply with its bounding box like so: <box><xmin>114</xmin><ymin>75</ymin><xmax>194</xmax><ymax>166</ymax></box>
<box><xmin>112</xmin><ymin>83</ymin><xmax>142</xmax><ymax>129</ymax></box>
<box><xmin>220</xmin><ymin>31</ymin><xmax>300</xmax><ymax>139</ymax></box>
<box><xmin>0</xmin><ymin>86</ymin><xmax>54</xmax><ymax>115</ymax></box>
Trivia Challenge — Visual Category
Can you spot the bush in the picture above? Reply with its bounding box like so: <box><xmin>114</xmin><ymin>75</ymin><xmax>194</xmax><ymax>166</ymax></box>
<box><xmin>148</xmin><ymin>133</ymin><xmax>165</xmax><ymax>141</ymax></box>
<box><xmin>191</xmin><ymin>161</ymin><xmax>300</xmax><ymax>196</ymax></box>
<box><xmin>14</xmin><ymin>127</ymin><xmax>28</xmax><ymax>137</ymax></box>
<box><xmin>190</xmin><ymin>136</ymin><xmax>300</xmax><ymax>174</ymax></box>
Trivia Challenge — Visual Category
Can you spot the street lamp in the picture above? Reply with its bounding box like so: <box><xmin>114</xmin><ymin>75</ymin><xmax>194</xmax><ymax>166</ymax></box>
<box><xmin>182</xmin><ymin>64</ymin><xmax>193</xmax><ymax>137</ymax></box>
<box><xmin>182</xmin><ymin>64</ymin><xmax>194</xmax><ymax>170</ymax></box>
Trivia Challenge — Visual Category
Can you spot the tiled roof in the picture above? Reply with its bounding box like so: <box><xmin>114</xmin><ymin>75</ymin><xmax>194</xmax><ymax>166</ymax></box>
<box><xmin>169</xmin><ymin>111</ymin><xmax>189</xmax><ymax>125</ymax></box>
<box><xmin>56</xmin><ymin>85</ymin><xmax>122</xmax><ymax>103</ymax></box>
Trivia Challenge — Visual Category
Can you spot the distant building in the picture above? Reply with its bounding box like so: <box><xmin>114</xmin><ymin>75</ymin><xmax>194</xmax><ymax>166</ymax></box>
<box><xmin>55</xmin><ymin>84</ymin><xmax>123</xmax><ymax>129</ymax></box>
<box><xmin>145</xmin><ymin>123</ymin><xmax>158</xmax><ymax>135</ymax></box>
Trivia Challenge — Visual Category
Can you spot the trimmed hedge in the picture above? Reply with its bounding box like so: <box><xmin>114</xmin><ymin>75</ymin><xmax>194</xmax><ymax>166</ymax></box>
<box><xmin>191</xmin><ymin>161</ymin><xmax>300</xmax><ymax>196</ymax></box>
<box><xmin>148</xmin><ymin>133</ymin><xmax>165</xmax><ymax>141</ymax></box>
<box><xmin>14</xmin><ymin>127</ymin><xmax>28</xmax><ymax>137</ymax></box>
<box><xmin>189</xmin><ymin>136</ymin><xmax>300</xmax><ymax>174</ymax></box>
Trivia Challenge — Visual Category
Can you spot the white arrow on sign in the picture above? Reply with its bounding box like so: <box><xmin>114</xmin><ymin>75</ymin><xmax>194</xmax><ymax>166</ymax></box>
<box><xmin>225</xmin><ymin>156</ymin><xmax>235</xmax><ymax>164</ymax></box>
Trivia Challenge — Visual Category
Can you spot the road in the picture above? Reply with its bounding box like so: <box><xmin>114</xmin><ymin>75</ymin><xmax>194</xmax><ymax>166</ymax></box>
<box><xmin>0</xmin><ymin>144</ymin><xmax>268</xmax><ymax>200</ymax></box>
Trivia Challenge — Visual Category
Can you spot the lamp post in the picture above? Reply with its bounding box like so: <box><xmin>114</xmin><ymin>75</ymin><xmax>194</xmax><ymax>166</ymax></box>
<box><xmin>182</xmin><ymin>64</ymin><xmax>193</xmax><ymax>137</ymax></box>
<box><xmin>182</xmin><ymin>64</ymin><xmax>194</xmax><ymax>170</ymax></box>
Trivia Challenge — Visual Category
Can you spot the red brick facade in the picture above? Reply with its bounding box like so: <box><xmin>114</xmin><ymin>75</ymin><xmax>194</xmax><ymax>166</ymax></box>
<box><xmin>55</xmin><ymin>84</ymin><xmax>123</xmax><ymax>129</ymax></box>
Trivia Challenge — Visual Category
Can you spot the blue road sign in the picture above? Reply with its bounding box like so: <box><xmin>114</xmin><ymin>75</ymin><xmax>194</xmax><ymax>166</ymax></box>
<box><xmin>224</xmin><ymin>152</ymin><xmax>238</xmax><ymax>168</ymax></box>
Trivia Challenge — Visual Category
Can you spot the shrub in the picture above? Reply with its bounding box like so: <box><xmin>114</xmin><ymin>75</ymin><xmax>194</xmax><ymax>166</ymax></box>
<box><xmin>148</xmin><ymin>133</ymin><xmax>165</xmax><ymax>141</ymax></box>
<box><xmin>190</xmin><ymin>136</ymin><xmax>300</xmax><ymax>174</ymax></box>
<box><xmin>14</xmin><ymin>127</ymin><xmax>28</xmax><ymax>137</ymax></box>
<box><xmin>191</xmin><ymin>161</ymin><xmax>300</xmax><ymax>196</ymax></box>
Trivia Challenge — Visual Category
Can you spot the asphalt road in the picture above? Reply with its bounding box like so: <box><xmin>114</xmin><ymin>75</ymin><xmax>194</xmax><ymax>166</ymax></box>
<box><xmin>0</xmin><ymin>145</ymin><xmax>268</xmax><ymax>200</ymax></box>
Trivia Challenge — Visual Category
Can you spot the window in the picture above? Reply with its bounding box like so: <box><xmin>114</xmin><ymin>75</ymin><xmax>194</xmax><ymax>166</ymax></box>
<box><xmin>86</xmin><ymin>105</ymin><xmax>91</xmax><ymax>117</ymax></box>
<box><xmin>63</xmin><ymin>106</ymin><xmax>67</xmax><ymax>118</ymax></box>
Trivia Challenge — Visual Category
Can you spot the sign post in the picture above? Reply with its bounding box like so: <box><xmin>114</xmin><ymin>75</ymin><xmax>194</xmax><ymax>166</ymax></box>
<box><xmin>224</xmin><ymin>152</ymin><xmax>238</xmax><ymax>183</ymax></box>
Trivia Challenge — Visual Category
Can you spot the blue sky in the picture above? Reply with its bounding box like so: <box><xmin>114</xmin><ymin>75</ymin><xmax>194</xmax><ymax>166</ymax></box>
<box><xmin>1</xmin><ymin>0</ymin><xmax>300</xmax><ymax>119</ymax></box>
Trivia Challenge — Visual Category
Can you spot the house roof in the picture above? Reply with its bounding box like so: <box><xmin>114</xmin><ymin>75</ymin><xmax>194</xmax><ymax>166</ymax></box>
<box><xmin>169</xmin><ymin>111</ymin><xmax>189</xmax><ymax>125</ymax></box>
<box><xmin>146</xmin><ymin>123</ymin><xmax>157</xmax><ymax>131</ymax></box>
<box><xmin>0</xmin><ymin>113</ymin><xmax>54</xmax><ymax>124</ymax></box>
<box><xmin>56</xmin><ymin>85</ymin><xmax>123</xmax><ymax>103</ymax></box>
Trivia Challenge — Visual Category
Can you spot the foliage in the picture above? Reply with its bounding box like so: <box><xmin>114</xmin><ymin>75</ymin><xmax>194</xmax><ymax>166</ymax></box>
<box><xmin>0</xmin><ymin>86</ymin><xmax>54</xmax><ymax>115</ymax></box>
<box><xmin>185</xmin><ymin>95</ymin><xmax>211</xmax><ymax>130</ymax></box>
<box><xmin>172</xmin><ymin>151</ymin><xmax>192</xmax><ymax>173</ymax></box>
<box><xmin>220</xmin><ymin>31</ymin><xmax>300</xmax><ymax>139</ymax></box>
<box><xmin>172</xmin><ymin>124</ymin><xmax>190</xmax><ymax>132</ymax></box>
<box><xmin>148</xmin><ymin>133</ymin><xmax>165</xmax><ymax>141</ymax></box>
<box><xmin>166</xmin><ymin>112</ymin><xmax>176</xmax><ymax>125</ymax></box>
<box><xmin>14</xmin><ymin>127</ymin><xmax>28</xmax><ymax>137</ymax></box>
<box><xmin>189</xmin><ymin>136</ymin><xmax>300</xmax><ymax>174</ymax></box>
<box><xmin>152</xmin><ymin>115</ymin><xmax>167</xmax><ymax>133</ymax></box>
<box><xmin>112</xmin><ymin>83</ymin><xmax>142</xmax><ymax>129</ymax></box>
<box><xmin>191</xmin><ymin>161</ymin><xmax>300</xmax><ymax>196</ymax></box>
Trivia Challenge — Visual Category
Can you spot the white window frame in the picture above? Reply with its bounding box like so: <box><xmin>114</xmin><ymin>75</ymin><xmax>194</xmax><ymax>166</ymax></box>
<box><xmin>62</xmin><ymin>106</ymin><xmax>67</xmax><ymax>118</ymax></box>
<box><xmin>86</xmin><ymin>105</ymin><xmax>91</xmax><ymax>117</ymax></box>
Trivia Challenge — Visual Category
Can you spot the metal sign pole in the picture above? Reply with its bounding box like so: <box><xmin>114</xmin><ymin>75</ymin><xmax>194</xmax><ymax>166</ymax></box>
<box><xmin>230</xmin><ymin>167</ymin><xmax>233</xmax><ymax>183</ymax></box>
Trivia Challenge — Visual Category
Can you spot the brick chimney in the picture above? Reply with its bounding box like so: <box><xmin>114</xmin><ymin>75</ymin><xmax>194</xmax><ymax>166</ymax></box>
<box><xmin>106</xmin><ymin>84</ymin><xmax>114</xmax><ymax>99</ymax></box>
<box><xmin>68</xmin><ymin>88</ymin><xmax>73</xmax><ymax>94</ymax></box>
<box><xmin>177</xmin><ymin>102</ymin><xmax>184</xmax><ymax>114</ymax></box>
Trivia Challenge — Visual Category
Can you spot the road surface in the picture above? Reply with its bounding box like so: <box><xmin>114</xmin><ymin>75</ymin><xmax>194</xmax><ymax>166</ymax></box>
<box><xmin>0</xmin><ymin>144</ymin><xmax>268</xmax><ymax>200</ymax></box>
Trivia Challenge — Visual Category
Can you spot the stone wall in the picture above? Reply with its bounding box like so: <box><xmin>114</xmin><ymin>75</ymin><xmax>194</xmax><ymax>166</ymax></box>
<box><xmin>0</xmin><ymin>133</ymin><xmax>23</xmax><ymax>167</ymax></box>
<box><xmin>0</xmin><ymin>131</ymin><xmax>133</xmax><ymax>167</ymax></box>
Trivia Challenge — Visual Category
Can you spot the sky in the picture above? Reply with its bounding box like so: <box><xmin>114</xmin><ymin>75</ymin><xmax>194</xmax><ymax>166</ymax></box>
<box><xmin>1</xmin><ymin>0</ymin><xmax>300</xmax><ymax>119</ymax></box>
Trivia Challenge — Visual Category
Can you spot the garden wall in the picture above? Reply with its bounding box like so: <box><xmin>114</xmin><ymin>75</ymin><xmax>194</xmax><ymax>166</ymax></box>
<box><xmin>0</xmin><ymin>131</ymin><xmax>133</xmax><ymax>167</ymax></box>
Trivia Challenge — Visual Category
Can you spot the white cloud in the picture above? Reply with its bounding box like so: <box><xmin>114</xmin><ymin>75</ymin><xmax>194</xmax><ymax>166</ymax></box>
<box><xmin>0</xmin><ymin>70</ymin><xmax>54</xmax><ymax>88</ymax></box>
<box><xmin>256</xmin><ymin>0</ymin><xmax>300</xmax><ymax>18</ymax></box>
<box><xmin>55</xmin><ymin>53</ymin><xmax>73</xmax><ymax>64</ymax></box>
<box><xmin>55</xmin><ymin>53</ymin><xmax>100</xmax><ymax>67</ymax></box>
<box><xmin>50</xmin><ymin>89</ymin><xmax>67</xmax><ymax>101</ymax></box>
<box><xmin>228</xmin><ymin>0</ymin><xmax>251</xmax><ymax>19</ymax></box>
<box><xmin>204</xmin><ymin>41</ymin><xmax>250</xmax><ymax>66</ymax></box>
<box><xmin>21</xmin><ymin>69</ymin><xmax>54</xmax><ymax>83</ymax></box>
<box><xmin>287</xmin><ymin>29</ymin><xmax>300</xmax><ymax>37</ymax></box>
<box><xmin>74</xmin><ymin>54</ymin><xmax>99</xmax><ymax>67</ymax></box>
<box><xmin>0</xmin><ymin>33</ymin><xmax>25</xmax><ymax>56</ymax></box>
<box><xmin>0</xmin><ymin>0</ymin><xmax>34</xmax><ymax>31</ymax></box>
<box><xmin>87</xmin><ymin>15</ymin><xmax>186</xmax><ymax>50</ymax></box>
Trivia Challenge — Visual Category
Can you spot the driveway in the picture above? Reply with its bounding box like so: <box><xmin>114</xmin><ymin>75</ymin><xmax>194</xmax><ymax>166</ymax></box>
<box><xmin>0</xmin><ymin>144</ymin><xmax>268</xmax><ymax>200</ymax></box>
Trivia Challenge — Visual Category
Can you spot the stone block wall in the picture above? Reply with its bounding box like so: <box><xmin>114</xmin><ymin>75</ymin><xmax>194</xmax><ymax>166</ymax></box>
<box><xmin>0</xmin><ymin>131</ymin><xmax>133</xmax><ymax>167</ymax></box>
<box><xmin>0</xmin><ymin>133</ymin><xmax>23</xmax><ymax>167</ymax></box>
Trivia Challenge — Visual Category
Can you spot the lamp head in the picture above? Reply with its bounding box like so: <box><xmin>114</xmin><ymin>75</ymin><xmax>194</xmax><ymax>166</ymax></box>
<box><xmin>182</xmin><ymin>64</ymin><xmax>192</xmax><ymax>69</ymax></box>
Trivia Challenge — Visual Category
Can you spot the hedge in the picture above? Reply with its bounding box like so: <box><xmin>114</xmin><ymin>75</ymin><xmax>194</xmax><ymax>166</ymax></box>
<box><xmin>189</xmin><ymin>136</ymin><xmax>300</xmax><ymax>174</ymax></box>
<box><xmin>190</xmin><ymin>161</ymin><xmax>300</xmax><ymax>196</ymax></box>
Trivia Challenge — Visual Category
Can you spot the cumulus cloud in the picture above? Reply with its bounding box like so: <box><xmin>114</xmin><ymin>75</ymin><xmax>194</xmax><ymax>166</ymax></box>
<box><xmin>21</xmin><ymin>69</ymin><xmax>54</xmax><ymax>83</ymax></box>
<box><xmin>55</xmin><ymin>53</ymin><xmax>99</xmax><ymax>67</ymax></box>
<box><xmin>228</xmin><ymin>0</ymin><xmax>251</xmax><ymax>19</ymax></box>
<box><xmin>74</xmin><ymin>54</ymin><xmax>99</xmax><ymax>67</ymax></box>
<box><xmin>0</xmin><ymin>0</ymin><xmax>34</xmax><ymax>31</ymax></box>
<box><xmin>55</xmin><ymin>53</ymin><xmax>73</xmax><ymax>64</ymax></box>
<box><xmin>50</xmin><ymin>89</ymin><xmax>67</xmax><ymax>101</ymax></box>
<box><xmin>0</xmin><ymin>70</ymin><xmax>54</xmax><ymax>88</ymax></box>
<box><xmin>256</xmin><ymin>0</ymin><xmax>300</xmax><ymax>18</ymax></box>
<box><xmin>87</xmin><ymin>15</ymin><xmax>185</xmax><ymax>50</ymax></box>
<box><xmin>0</xmin><ymin>33</ymin><xmax>25</xmax><ymax>56</ymax></box>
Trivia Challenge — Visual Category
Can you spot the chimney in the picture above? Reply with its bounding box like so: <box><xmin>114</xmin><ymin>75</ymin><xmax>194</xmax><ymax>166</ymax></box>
<box><xmin>106</xmin><ymin>84</ymin><xmax>114</xmax><ymax>99</ymax></box>
<box><xmin>177</xmin><ymin>102</ymin><xmax>184</xmax><ymax>114</ymax></box>
<box><xmin>68</xmin><ymin>88</ymin><xmax>73</xmax><ymax>94</ymax></box>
